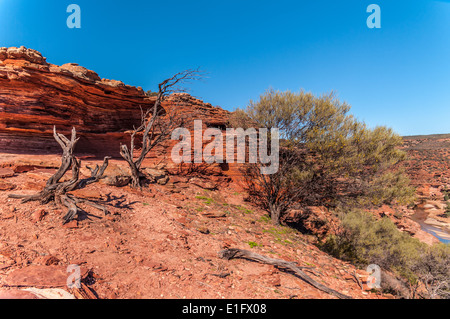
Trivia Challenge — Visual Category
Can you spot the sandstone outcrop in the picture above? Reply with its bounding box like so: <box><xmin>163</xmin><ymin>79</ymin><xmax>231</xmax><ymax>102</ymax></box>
<box><xmin>0</xmin><ymin>47</ymin><xmax>232</xmax><ymax>163</ymax></box>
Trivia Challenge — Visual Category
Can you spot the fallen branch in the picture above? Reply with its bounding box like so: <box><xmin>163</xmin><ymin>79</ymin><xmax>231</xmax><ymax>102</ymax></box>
<box><xmin>70</xmin><ymin>282</ymin><xmax>98</xmax><ymax>299</ymax></box>
<box><xmin>352</xmin><ymin>270</ymin><xmax>364</xmax><ymax>290</ymax></box>
<box><xmin>218</xmin><ymin>248</ymin><xmax>352</xmax><ymax>299</ymax></box>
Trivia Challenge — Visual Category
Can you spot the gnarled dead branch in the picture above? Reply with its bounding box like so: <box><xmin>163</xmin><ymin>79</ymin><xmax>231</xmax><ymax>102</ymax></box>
<box><xmin>120</xmin><ymin>69</ymin><xmax>203</xmax><ymax>188</ymax></box>
<box><xmin>219</xmin><ymin>248</ymin><xmax>352</xmax><ymax>299</ymax></box>
<box><xmin>8</xmin><ymin>127</ymin><xmax>110</xmax><ymax>224</ymax></box>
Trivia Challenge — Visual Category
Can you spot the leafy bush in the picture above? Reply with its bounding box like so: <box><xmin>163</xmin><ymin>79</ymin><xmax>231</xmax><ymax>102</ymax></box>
<box><xmin>445</xmin><ymin>202</ymin><xmax>450</xmax><ymax>218</ymax></box>
<box><xmin>442</xmin><ymin>187</ymin><xmax>450</xmax><ymax>201</ymax></box>
<box><xmin>411</xmin><ymin>243</ymin><xmax>450</xmax><ymax>299</ymax></box>
<box><xmin>233</xmin><ymin>88</ymin><xmax>415</xmax><ymax>224</ymax></box>
<box><xmin>320</xmin><ymin>210</ymin><xmax>450</xmax><ymax>298</ymax></box>
<box><xmin>321</xmin><ymin>211</ymin><xmax>421</xmax><ymax>280</ymax></box>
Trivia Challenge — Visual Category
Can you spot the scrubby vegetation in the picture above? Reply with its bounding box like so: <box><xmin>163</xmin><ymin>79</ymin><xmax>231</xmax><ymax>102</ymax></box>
<box><xmin>320</xmin><ymin>210</ymin><xmax>450</xmax><ymax>298</ymax></box>
<box><xmin>229</xmin><ymin>88</ymin><xmax>450</xmax><ymax>299</ymax></box>
<box><xmin>442</xmin><ymin>188</ymin><xmax>450</xmax><ymax>218</ymax></box>
<box><xmin>445</xmin><ymin>202</ymin><xmax>450</xmax><ymax>218</ymax></box>
<box><xmin>231</xmin><ymin>88</ymin><xmax>415</xmax><ymax>225</ymax></box>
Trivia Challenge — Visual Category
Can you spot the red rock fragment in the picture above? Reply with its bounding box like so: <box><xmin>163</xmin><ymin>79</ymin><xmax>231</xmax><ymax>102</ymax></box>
<box><xmin>0</xmin><ymin>168</ymin><xmax>14</xmax><ymax>178</ymax></box>
<box><xmin>4</xmin><ymin>265</ymin><xmax>69</xmax><ymax>288</ymax></box>
<box><xmin>32</xmin><ymin>209</ymin><xmax>46</xmax><ymax>222</ymax></box>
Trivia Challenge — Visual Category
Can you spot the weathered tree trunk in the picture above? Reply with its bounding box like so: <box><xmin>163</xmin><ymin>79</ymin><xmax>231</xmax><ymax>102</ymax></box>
<box><xmin>119</xmin><ymin>144</ymin><xmax>141</xmax><ymax>188</ymax></box>
<box><xmin>269</xmin><ymin>203</ymin><xmax>282</xmax><ymax>225</ymax></box>
<box><xmin>120</xmin><ymin>69</ymin><xmax>201</xmax><ymax>188</ymax></box>
<box><xmin>9</xmin><ymin>127</ymin><xmax>110</xmax><ymax>224</ymax></box>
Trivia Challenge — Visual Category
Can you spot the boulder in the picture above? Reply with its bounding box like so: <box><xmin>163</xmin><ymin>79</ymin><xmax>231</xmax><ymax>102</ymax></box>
<box><xmin>142</xmin><ymin>167</ymin><xmax>169</xmax><ymax>185</ymax></box>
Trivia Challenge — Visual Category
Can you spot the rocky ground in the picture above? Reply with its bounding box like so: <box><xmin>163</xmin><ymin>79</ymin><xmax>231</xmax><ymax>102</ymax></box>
<box><xmin>0</xmin><ymin>154</ymin><xmax>385</xmax><ymax>299</ymax></box>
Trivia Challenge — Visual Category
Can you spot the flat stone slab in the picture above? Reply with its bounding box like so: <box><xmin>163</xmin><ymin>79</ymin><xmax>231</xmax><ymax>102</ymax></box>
<box><xmin>0</xmin><ymin>289</ymin><xmax>41</xmax><ymax>299</ymax></box>
<box><xmin>0</xmin><ymin>288</ymin><xmax>75</xmax><ymax>299</ymax></box>
<box><xmin>0</xmin><ymin>168</ymin><xmax>14</xmax><ymax>178</ymax></box>
<box><xmin>0</xmin><ymin>180</ymin><xmax>15</xmax><ymax>191</ymax></box>
<box><xmin>4</xmin><ymin>265</ymin><xmax>69</xmax><ymax>288</ymax></box>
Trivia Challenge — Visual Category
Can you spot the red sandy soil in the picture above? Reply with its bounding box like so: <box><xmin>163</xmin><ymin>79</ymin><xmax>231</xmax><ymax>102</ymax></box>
<box><xmin>0</xmin><ymin>154</ymin><xmax>384</xmax><ymax>299</ymax></box>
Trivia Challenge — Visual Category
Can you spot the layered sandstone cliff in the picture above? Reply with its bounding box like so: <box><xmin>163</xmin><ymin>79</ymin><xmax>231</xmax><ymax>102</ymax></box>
<box><xmin>0</xmin><ymin>46</ymin><xmax>231</xmax><ymax>159</ymax></box>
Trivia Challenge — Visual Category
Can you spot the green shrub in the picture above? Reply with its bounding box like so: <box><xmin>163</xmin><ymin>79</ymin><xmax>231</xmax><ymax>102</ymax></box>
<box><xmin>145</xmin><ymin>90</ymin><xmax>159</xmax><ymax>97</ymax></box>
<box><xmin>411</xmin><ymin>243</ymin><xmax>450</xmax><ymax>299</ymax></box>
<box><xmin>233</xmin><ymin>88</ymin><xmax>415</xmax><ymax>225</ymax></box>
<box><xmin>320</xmin><ymin>210</ymin><xmax>424</xmax><ymax>282</ymax></box>
<box><xmin>321</xmin><ymin>210</ymin><xmax>450</xmax><ymax>298</ymax></box>
<box><xmin>445</xmin><ymin>202</ymin><xmax>450</xmax><ymax>218</ymax></box>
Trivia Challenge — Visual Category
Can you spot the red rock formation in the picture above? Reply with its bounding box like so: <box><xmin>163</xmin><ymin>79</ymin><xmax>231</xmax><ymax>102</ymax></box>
<box><xmin>0</xmin><ymin>47</ymin><xmax>245</xmax><ymax>187</ymax></box>
<box><xmin>0</xmin><ymin>46</ymin><xmax>154</xmax><ymax>156</ymax></box>
<box><xmin>0</xmin><ymin>47</ymin><xmax>232</xmax><ymax>162</ymax></box>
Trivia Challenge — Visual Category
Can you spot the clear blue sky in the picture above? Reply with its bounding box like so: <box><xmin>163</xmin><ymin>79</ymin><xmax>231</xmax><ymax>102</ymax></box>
<box><xmin>1</xmin><ymin>0</ymin><xmax>449</xmax><ymax>136</ymax></box>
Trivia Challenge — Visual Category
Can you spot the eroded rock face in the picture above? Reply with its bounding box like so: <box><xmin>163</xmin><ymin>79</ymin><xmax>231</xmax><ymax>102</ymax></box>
<box><xmin>0</xmin><ymin>47</ymin><xmax>250</xmax><ymax>186</ymax></box>
<box><xmin>0</xmin><ymin>47</ymin><xmax>151</xmax><ymax>156</ymax></box>
<box><xmin>0</xmin><ymin>47</ymin><xmax>234</xmax><ymax>164</ymax></box>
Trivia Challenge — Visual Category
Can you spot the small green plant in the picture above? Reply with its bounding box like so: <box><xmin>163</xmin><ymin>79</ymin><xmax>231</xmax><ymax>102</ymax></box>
<box><xmin>273</xmin><ymin>289</ymin><xmax>282</xmax><ymax>294</ymax></box>
<box><xmin>263</xmin><ymin>227</ymin><xmax>292</xmax><ymax>236</ymax></box>
<box><xmin>195</xmin><ymin>195</ymin><xmax>214</xmax><ymax>205</ymax></box>
<box><xmin>236</xmin><ymin>205</ymin><xmax>253</xmax><ymax>214</ymax></box>
<box><xmin>259</xmin><ymin>214</ymin><xmax>271</xmax><ymax>223</ymax></box>
<box><xmin>248</xmin><ymin>241</ymin><xmax>260</xmax><ymax>248</ymax></box>
<box><xmin>142</xmin><ymin>202</ymin><xmax>150</xmax><ymax>206</ymax></box>
<box><xmin>196</xmin><ymin>207</ymin><xmax>204</xmax><ymax>212</ymax></box>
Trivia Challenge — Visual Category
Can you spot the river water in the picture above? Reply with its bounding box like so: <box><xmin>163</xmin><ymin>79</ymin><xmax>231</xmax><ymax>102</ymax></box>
<box><xmin>411</xmin><ymin>209</ymin><xmax>450</xmax><ymax>244</ymax></box>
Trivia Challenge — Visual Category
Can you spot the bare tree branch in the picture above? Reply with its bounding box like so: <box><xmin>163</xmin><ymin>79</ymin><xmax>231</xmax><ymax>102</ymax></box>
<box><xmin>8</xmin><ymin>127</ymin><xmax>111</xmax><ymax>224</ymax></box>
<box><xmin>219</xmin><ymin>248</ymin><xmax>352</xmax><ymax>299</ymax></box>
<box><xmin>120</xmin><ymin>69</ymin><xmax>203</xmax><ymax>188</ymax></box>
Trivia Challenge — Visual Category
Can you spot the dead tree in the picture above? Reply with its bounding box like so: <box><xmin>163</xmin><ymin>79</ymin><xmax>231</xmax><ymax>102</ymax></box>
<box><xmin>219</xmin><ymin>248</ymin><xmax>352</xmax><ymax>299</ymax></box>
<box><xmin>120</xmin><ymin>69</ymin><xmax>203</xmax><ymax>188</ymax></box>
<box><xmin>9</xmin><ymin>127</ymin><xmax>110</xmax><ymax>224</ymax></box>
